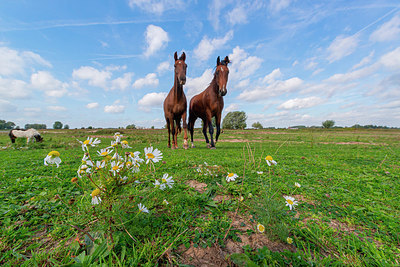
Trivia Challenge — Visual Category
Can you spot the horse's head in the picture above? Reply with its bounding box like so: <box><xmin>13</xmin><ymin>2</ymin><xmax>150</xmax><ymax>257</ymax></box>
<box><xmin>174</xmin><ymin>51</ymin><xmax>187</xmax><ymax>85</ymax></box>
<box><xmin>215</xmin><ymin>56</ymin><xmax>230</xmax><ymax>96</ymax></box>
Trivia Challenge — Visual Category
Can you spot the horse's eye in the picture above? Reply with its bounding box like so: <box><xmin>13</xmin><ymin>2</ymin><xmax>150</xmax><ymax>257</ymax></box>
<box><xmin>174</xmin><ymin>64</ymin><xmax>176</xmax><ymax>67</ymax></box>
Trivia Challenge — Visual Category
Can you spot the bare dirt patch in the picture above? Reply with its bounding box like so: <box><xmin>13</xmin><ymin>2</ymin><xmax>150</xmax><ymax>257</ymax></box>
<box><xmin>213</xmin><ymin>195</ymin><xmax>233</xmax><ymax>203</ymax></box>
<box><xmin>319</xmin><ymin>141</ymin><xmax>386</xmax><ymax>145</ymax></box>
<box><xmin>186</xmin><ymin>180</ymin><xmax>208</xmax><ymax>193</ymax></box>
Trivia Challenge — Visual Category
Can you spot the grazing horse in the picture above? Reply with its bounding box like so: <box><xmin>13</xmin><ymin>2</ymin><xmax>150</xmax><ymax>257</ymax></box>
<box><xmin>9</xmin><ymin>128</ymin><xmax>43</xmax><ymax>144</ymax></box>
<box><xmin>188</xmin><ymin>56</ymin><xmax>230</xmax><ymax>149</ymax></box>
<box><xmin>163</xmin><ymin>51</ymin><xmax>189</xmax><ymax>149</ymax></box>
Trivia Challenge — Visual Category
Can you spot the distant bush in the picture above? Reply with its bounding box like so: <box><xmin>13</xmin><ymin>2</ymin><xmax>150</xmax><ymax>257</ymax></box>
<box><xmin>322</xmin><ymin>120</ymin><xmax>335</xmax><ymax>129</ymax></box>
<box><xmin>25</xmin><ymin>123</ymin><xmax>47</xmax><ymax>129</ymax></box>
<box><xmin>223</xmin><ymin>111</ymin><xmax>247</xmax><ymax>129</ymax></box>
<box><xmin>252</xmin><ymin>122</ymin><xmax>263</xmax><ymax>129</ymax></box>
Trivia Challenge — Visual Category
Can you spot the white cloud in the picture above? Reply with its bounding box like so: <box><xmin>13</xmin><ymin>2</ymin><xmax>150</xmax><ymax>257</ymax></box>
<box><xmin>132</xmin><ymin>73</ymin><xmax>159</xmax><ymax>89</ymax></box>
<box><xmin>324</xmin><ymin>64</ymin><xmax>378</xmax><ymax>84</ymax></box>
<box><xmin>379</xmin><ymin>46</ymin><xmax>400</xmax><ymax>69</ymax></box>
<box><xmin>262</xmin><ymin>68</ymin><xmax>282</xmax><ymax>84</ymax></box>
<box><xmin>208</xmin><ymin>0</ymin><xmax>231</xmax><ymax>30</ymax></box>
<box><xmin>370</xmin><ymin>15</ymin><xmax>400</xmax><ymax>42</ymax></box>
<box><xmin>225</xmin><ymin>103</ymin><xmax>240</xmax><ymax>112</ymax></box>
<box><xmin>278</xmin><ymin>96</ymin><xmax>324</xmax><ymax>110</ymax></box>
<box><xmin>228</xmin><ymin>46</ymin><xmax>263</xmax><ymax>81</ymax></box>
<box><xmin>30</xmin><ymin>71</ymin><xmax>68</xmax><ymax>97</ymax></box>
<box><xmin>72</xmin><ymin>66</ymin><xmax>111</xmax><ymax>89</ymax></box>
<box><xmin>157</xmin><ymin>61</ymin><xmax>172</xmax><ymax>73</ymax></box>
<box><xmin>0</xmin><ymin>77</ymin><xmax>30</xmax><ymax>99</ymax></box>
<box><xmin>235</xmin><ymin>79</ymin><xmax>250</xmax><ymax>89</ymax></box>
<box><xmin>24</xmin><ymin>107</ymin><xmax>41</xmax><ymax>113</ymax></box>
<box><xmin>86</xmin><ymin>102</ymin><xmax>99</xmax><ymax>109</ymax></box>
<box><xmin>269</xmin><ymin>0</ymin><xmax>291</xmax><ymax>12</ymax></box>
<box><xmin>104</xmin><ymin>101</ymin><xmax>126</xmax><ymax>113</ymax></box>
<box><xmin>185</xmin><ymin>69</ymin><xmax>213</xmax><ymax>99</ymax></box>
<box><xmin>351</xmin><ymin>51</ymin><xmax>375</xmax><ymax>70</ymax></box>
<box><xmin>227</xmin><ymin>5</ymin><xmax>248</xmax><ymax>26</ymax></box>
<box><xmin>144</xmin><ymin>25</ymin><xmax>169</xmax><ymax>57</ymax></box>
<box><xmin>327</xmin><ymin>34</ymin><xmax>359</xmax><ymax>62</ymax></box>
<box><xmin>128</xmin><ymin>0</ymin><xmax>184</xmax><ymax>15</ymax></box>
<box><xmin>48</xmin><ymin>106</ymin><xmax>67</xmax><ymax>111</ymax></box>
<box><xmin>111</xmin><ymin>73</ymin><xmax>133</xmax><ymax>90</ymax></box>
<box><xmin>238</xmin><ymin>77</ymin><xmax>303</xmax><ymax>102</ymax></box>
<box><xmin>0</xmin><ymin>99</ymin><xmax>17</xmax><ymax>112</ymax></box>
<box><xmin>194</xmin><ymin>31</ymin><xmax>233</xmax><ymax>61</ymax></box>
<box><xmin>0</xmin><ymin>46</ymin><xmax>51</xmax><ymax>76</ymax></box>
<box><xmin>138</xmin><ymin>92</ymin><xmax>167</xmax><ymax>111</ymax></box>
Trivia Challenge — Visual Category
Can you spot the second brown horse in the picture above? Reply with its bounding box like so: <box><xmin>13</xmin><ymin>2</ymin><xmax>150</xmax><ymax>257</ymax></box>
<box><xmin>163</xmin><ymin>51</ymin><xmax>188</xmax><ymax>149</ymax></box>
<box><xmin>188</xmin><ymin>56</ymin><xmax>230</xmax><ymax>149</ymax></box>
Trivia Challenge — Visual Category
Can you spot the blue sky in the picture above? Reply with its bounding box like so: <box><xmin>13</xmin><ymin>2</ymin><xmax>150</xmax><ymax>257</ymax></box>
<box><xmin>1</xmin><ymin>0</ymin><xmax>400</xmax><ymax>128</ymax></box>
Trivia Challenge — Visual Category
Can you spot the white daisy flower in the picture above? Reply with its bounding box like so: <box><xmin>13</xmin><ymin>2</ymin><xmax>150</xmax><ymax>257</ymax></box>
<box><xmin>138</xmin><ymin>203</ymin><xmax>149</xmax><ymax>213</ymax></box>
<box><xmin>114</xmin><ymin>132</ymin><xmax>122</xmax><ymax>143</ymax></box>
<box><xmin>257</xmin><ymin>223</ymin><xmax>265</xmax><ymax>233</ymax></box>
<box><xmin>44</xmin><ymin>151</ymin><xmax>62</xmax><ymax>168</ymax></box>
<box><xmin>161</xmin><ymin>173</ymin><xmax>174</xmax><ymax>189</ymax></box>
<box><xmin>91</xmin><ymin>188</ymin><xmax>102</xmax><ymax>205</ymax></box>
<box><xmin>163</xmin><ymin>199</ymin><xmax>169</xmax><ymax>205</ymax></box>
<box><xmin>121</xmin><ymin>140</ymin><xmax>131</xmax><ymax>149</ymax></box>
<box><xmin>295</xmin><ymin>182</ymin><xmax>301</xmax><ymax>188</ymax></box>
<box><xmin>144</xmin><ymin>146</ymin><xmax>163</xmax><ymax>164</ymax></box>
<box><xmin>96</xmin><ymin>160</ymin><xmax>105</xmax><ymax>169</ymax></box>
<box><xmin>112</xmin><ymin>152</ymin><xmax>123</xmax><ymax>162</ymax></box>
<box><xmin>226</xmin><ymin>173</ymin><xmax>238</xmax><ymax>182</ymax></box>
<box><xmin>97</xmin><ymin>148</ymin><xmax>113</xmax><ymax>157</ymax></box>
<box><xmin>265</xmin><ymin>156</ymin><xmax>277</xmax><ymax>166</ymax></box>
<box><xmin>78</xmin><ymin>137</ymin><xmax>101</xmax><ymax>151</ymax></box>
<box><xmin>257</xmin><ymin>171</ymin><xmax>263</xmax><ymax>175</ymax></box>
<box><xmin>110</xmin><ymin>161</ymin><xmax>123</xmax><ymax>176</ymax></box>
<box><xmin>284</xmin><ymin>196</ymin><xmax>298</xmax><ymax>210</ymax></box>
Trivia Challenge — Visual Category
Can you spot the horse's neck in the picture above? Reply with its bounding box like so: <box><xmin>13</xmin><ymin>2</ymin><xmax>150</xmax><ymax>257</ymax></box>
<box><xmin>173</xmin><ymin>75</ymin><xmax>184</xmax><ymax>98</ymax></box>
<box><xmin>208</xmin><ymin>75</ymin><xmax>219</xmax><ymax>96</ymax></box>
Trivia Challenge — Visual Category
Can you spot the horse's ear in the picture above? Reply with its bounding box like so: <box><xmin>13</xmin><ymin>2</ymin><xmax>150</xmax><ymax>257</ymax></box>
<box><xmin>174</xmin><ymin>51</ymin><xmax>178</xmax><ymax>61</ymax></box>
<box><xmin>224</xmin><ymin>56</ymin><xmax>230</xmax><ymax>65</ymax></box>
<box><xmin>217</xmin><ymin>56</ymin><xmax>220</xmax><ymax>66</ymax></box>
<box><xmin>180</xmin><ymin>52</ymin><xmax>186</xmax><ymax>61</ymax></box>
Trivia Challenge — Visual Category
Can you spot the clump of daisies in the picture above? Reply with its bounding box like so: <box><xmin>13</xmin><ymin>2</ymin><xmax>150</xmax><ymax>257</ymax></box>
<box><xmin>66</xmin><ymin>133</ymin><xmax>174</xmax><ymax>242</ymax></box>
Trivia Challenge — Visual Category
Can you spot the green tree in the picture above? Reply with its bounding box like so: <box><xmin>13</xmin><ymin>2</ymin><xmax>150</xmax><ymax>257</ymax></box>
<box><xmin>64</xmin><ymin>124</ymin><xmax>70</xmax><ymax>129</ymax></box>
<box><xmin>0</xmin><ymin>120</ymin><xmax>16</xmax><ymax>129</ymax></box>
<box><xmin>25</xmin><ymin>123</ymin><xmax>46</xmax><ymax>129</ymax></box>
<box><xmin>252</xmin><ymin>121</ymin><xmax>263</xmax><ymax>129</ymax></box>
<box><xmin>126</xmin><ymin>124</ymin><xmax>136</xmax><ymax>129</ymax></box>
<box><xmin>222</xmin><ymin>111</ymin><xmax>247</xmax><ymax>129</ymax></box>
<box><xmin>322</xmin><ymin>120</ymin><xmax>335</xmax><ymax>129</ymax></box>
<box><xmin>53</xmin><ymin>121</ymin><xmax>63</xmax><ymax>129</ymax></box>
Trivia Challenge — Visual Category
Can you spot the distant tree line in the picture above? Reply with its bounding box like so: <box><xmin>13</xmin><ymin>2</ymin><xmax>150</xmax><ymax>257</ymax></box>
<box><xmin>25</xmin><ymin>123</ymin><xmax>47</xmax><ymax>129</ymax></box>
<box><xmin>0</xmin><ymin>120</ymin><xmax>16</xmax><ymax>130</ymax></box>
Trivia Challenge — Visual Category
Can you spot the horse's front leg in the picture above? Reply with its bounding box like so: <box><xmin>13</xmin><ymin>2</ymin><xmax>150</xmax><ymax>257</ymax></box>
<box><xmin>182</xmin><ymin>112</ymin><xmax>188</xmax><ymax>149</ymax></box>
<box><xmin>208</xmin><ymin>120</ymin><xmax>216</xmax><ymax>149</ymax></box>
<box><xmin>215</xmin><ymin>114</ymin><xmax>222</xmax><ymax>145</ymax></box>
<box><xmin>202</xmin><ymin>120</ymin><xmax>210</xmax><ymax>148</ymax></box>
<box><xmin>170</xmin><ymin>118</ymin><xmax>176</xmax><ymax>149</ymax></box>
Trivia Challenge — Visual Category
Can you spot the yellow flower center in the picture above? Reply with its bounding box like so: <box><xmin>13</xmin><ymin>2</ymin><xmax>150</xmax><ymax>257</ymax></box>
<box><xmin>287</xmin><ymin>199</ymin><xmax>294</xmax><ymax>205</ymax></box>
<box><xmin>265</xmin><ymin>155</ymin><xmax>273</xmax><ymax>161</ymax></box>
<box><xmin>122</xmin><ymin>140</ymin><xmax>128</xmax><ymax>145</ymax></box>
<box><xmin>112</xmin><ymin>165</ymin><xmax>119</xmax><ymax>171</ymax></box>
<box><xmin>83</xmin><ymin>140</ymin><xmax>90</xmax><ymax>145</ymax></box>
<box><xmin>71</xmin><ymin>177</ymin><xmax>78</xmax><ymax>183</ymax></box>
<box><xmin>48</xmin><ymin>151</ymin><xmax>60</xmax><ymax>157</ymax></box>
<box><xmin>147</xmin><ymin>153</ymin><xmax>155</xmax><ymax>159</ymax></box>
<box><xmin>126</xmin><ymin>161</ymin><xmax>132</xmax><ymax>166</ymax></box>
<box><xmin>287</xmin><ymin>237</ymin><xmax>293</xmax><ymax>244</ymax></box>
<box><xmin>162</xmin><ymin>178</ymin><xmax>167</xmax><ymax>183</ymax></box>
<box><xmin>258</xmin><ymin>224</ymin><xmax>265</xmax><ymax>232</ymax></box>
<box><xmin>101</xmin><ymin>151</ymin><xmax>108</xmax><ymax>156</ymax></box>
<box><xmin>228</xmin><ymin>173</ymin><xmax>234</xmax><ymax>177</ymax></box>
<box><xmin>91</xmin><ymin>188</ymin><xmax>100</xmax><ymax>197</ymax></box>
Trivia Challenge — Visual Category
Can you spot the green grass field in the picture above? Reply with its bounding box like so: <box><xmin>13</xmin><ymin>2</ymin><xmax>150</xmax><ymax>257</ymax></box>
<box><xmin>0</xmin><ymin>128</ymin><xmax>399</xmax><ymax>266</ymax></box>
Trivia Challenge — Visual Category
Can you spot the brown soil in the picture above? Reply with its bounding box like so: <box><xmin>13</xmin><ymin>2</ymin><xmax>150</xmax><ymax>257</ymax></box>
<box><xmin>186</xmin><ymin>180</ymin><xmax>208</xmax><ymax>193</ymax></box>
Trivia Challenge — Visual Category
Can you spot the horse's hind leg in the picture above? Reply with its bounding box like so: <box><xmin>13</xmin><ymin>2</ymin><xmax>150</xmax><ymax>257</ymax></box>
<box><xmin>169</xmin><ymin>118</ymin><xmax>176</xmax><ymax>149</ymax></box>
<box><xmin>174</xmin><ymin>118</ymin><xmax>180</xmax><ymax>149</ymax></box>
<box><xmin>182</xmin><ymin>111</ymin><xmax>188</xmax><ymax>149</ymax></box>
<box><xmin>188</xmin><ymin>115</ymin><xmax>196</xmax><ymax>148</ymax></box>
<box><xmin>166</xmin><ymin>118</ymin><xmax>171</xmax><ymax>148</ymax></box>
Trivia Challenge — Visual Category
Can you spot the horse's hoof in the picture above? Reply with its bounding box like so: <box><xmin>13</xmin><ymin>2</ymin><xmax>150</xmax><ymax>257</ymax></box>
<box><xmin>210</xmin><ymin>146</ymin><xmax>216</xmax><ymax>150</ymax></box>
<box><xmin>207</xmin><ymin>144</ymin><xmax>211</xmax><ymax>148</ymax></box>
<box><xmin>191</xmin><ymin>145</ymin><xmax>195</xmax><ymax>148</ymax></box>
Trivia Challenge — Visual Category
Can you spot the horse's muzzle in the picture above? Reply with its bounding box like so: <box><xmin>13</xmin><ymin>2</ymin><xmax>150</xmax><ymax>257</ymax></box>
<box><xmin>179</xmin><ymin>77</ymin><xmax>186</xmax><ymax>85</ymax></box>
<box><xmin>219</xmin><ymin>88</ymin><xmax>227</xmax><ymax>97</ymax></box>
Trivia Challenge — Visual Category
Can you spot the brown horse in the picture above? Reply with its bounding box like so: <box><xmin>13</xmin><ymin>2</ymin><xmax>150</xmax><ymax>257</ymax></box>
<box><xmin>188</xmin><ymin>56</ymin><xmax>230</xmax><ymax>149</ymax></box>
<box><xmin>163</xmin><ymin>51</ymin><xmax>188</xmax><ymax>149</ymax></box>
